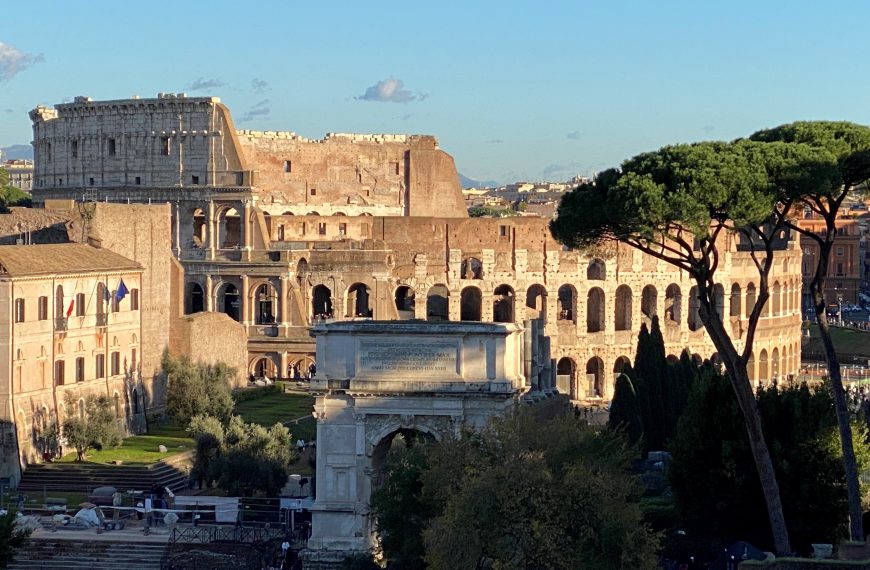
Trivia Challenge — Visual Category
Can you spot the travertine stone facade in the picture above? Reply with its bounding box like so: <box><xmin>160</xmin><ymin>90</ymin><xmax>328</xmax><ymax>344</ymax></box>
<box><xmin>29</xmin><ymin>96</ymin><xmax>804</xmax><ymax>405</ymax></box>
<box><xmin>0</xmin><ymin>244</ymin><xmax>143</xmax><ymax>486</ymax></box>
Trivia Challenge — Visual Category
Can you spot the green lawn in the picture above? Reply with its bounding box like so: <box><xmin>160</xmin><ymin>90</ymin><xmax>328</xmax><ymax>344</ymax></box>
<box><xmin>56</xmin><ymin>425</ymin><xmax>193</xmax><ymax>465</ymax></box>
<box><xmin>802</xmin><ymin>324</ymin><xmax>870</xmax><ymax>363</ymax></box>
<box><xmin>234</xmin><ymin>391</ymin><xmax>316</xmax><ymax>441</ymax></box>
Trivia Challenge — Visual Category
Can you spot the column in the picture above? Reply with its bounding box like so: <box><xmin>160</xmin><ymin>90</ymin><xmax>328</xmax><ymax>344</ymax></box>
<box><xmin>241</xmin><ymin>275</ymin><xmax>250</xmax><ymax>326</ymax></box>
<box><xmin>173</xmin><ymin>202</ymin><xmax>181</xmax><ymax>257</ymax></box>
<box><xmin>280</xmin><ymin>351</ymin><xmax>289</xmax><ymax>380</ymax></box>
<box><xmin>242</xmin><ymin>201</ymin><xmax>252</xmax><ymax>261</ymax></box>
<box><xmin>205</xmin><ymin>274</ymin><xmax>214</xmax><ymax>312</ymax></box>
<box><xmin>279</xmin><ymin>276</ymin><xmax>291</xmax><ymax>329</ymax></box>
<box><xmin>206</xmin><ymin>200</ymin><xmax>216</xmax><ymax>261</ymax></box>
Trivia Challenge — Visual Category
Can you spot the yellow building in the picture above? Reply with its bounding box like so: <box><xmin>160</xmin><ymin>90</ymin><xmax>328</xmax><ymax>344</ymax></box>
<box><xmin>0</xmin><ymin>244</ymin><xmax>143</xmax><ymax>486</ymax></box>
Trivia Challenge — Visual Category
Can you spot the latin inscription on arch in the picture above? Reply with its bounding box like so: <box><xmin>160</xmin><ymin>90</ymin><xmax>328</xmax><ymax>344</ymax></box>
<box><xmin>358</xmin><ymin>340</ymin><xmax>458</xmax><ymax>377</ymax></box>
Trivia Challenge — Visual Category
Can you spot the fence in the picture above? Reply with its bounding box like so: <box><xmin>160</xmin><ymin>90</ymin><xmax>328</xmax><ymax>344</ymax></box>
<box><xmin>169</xmin><ymin>524</ymin><xmax>286</xmax><ymax>544</ymax></box>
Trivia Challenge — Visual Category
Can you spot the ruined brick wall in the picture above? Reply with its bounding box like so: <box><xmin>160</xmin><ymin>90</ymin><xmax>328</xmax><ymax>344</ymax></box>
<box><xmin>237</xmin><ymin>131</ymin><xmax>466</xmax><ymax>218</ymax></box>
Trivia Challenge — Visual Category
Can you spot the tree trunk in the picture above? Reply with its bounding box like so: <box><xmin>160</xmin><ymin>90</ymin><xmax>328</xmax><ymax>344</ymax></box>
<box><xmin>811</xmin><ymin>239</ymin><xmax>864</xmax><ymax>542</ymax></box>
<box><xmin>699</xmin><ymin>297</ymin><xmax>792</xmax><ymax>555</ymax></box>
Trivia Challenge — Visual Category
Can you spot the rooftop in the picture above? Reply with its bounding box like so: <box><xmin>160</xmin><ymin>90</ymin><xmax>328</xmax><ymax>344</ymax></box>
<box><xmin>0</xmin><ymin>244</ymin><xmax>141</xmax><ymax>277</ymax></box>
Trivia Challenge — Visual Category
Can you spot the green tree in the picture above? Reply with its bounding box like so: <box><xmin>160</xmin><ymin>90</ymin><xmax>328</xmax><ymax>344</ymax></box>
<box><xmin>750</xmin><ymin>121</ymin><xmax>870</xmax><ymax>541</ymax></box>
<box><xmin>372</xmin><ymin>399</ymin><xmax>660</xmax><ymax>570</ymax></box>
<box><xmin>0</xmin><ymin>510</ymin><xmax>33</xmax><ymax>568</ymax></box>
<box><xmin>0</xmin><ymin>167</ymin><xmax>32</xmax><ymax>208</ymax></box>
<box><xmin>551</xmin><ymin>141</ymin><xmax>799</xmax><ymax>554</ymax></box>
<box><xmin>162</xmin><ymin>351</ymin><xmax>234</xmax><ymax>426</ymax></box>
<box><xmin>608</xmin><ymin>373</ymin><xmax>644</xmax><ymax>446</ymax></box>
<box><xmin>188</xmin><ymin>415</ymin><xmax>292</xmax><ymax>496</ymax></box>
<box><xmin>61</xmin><ymin>394</ymin><xmax>122</xmax><ymax>461</ymax></box>
<box><xmin>670</xmin><ymin>374</ymin><xmax>868</xmax><ymax>553</ymax></box>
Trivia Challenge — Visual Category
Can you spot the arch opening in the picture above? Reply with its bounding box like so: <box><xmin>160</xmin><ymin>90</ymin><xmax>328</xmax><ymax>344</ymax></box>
<box><xmin>586</xmin><ymin>287</ymin><xmax>605</xmax><ymax>333</ymax></box>
<box><xmin>493</xmin><ymin>284</ymin><xmax>515</xmax><ymax>323</ymax></box>
<box><xmin>460</xmin><ymin>287</ymin><xmax>482</xmax><ymax>322</ymax></box>
<box><xmin>426</xmin><ymin>285</ymin><xmax>449</xmax><ymax>321</ymax></box>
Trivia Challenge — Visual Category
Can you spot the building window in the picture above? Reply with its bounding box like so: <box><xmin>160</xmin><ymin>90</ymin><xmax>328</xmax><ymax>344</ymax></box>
<box><xmin>112</xmin><ymin>292</ymin><xmax>120</xmax><ymax>312</ymax></box>
<box><xmin>837</xmin><ymin>246</ymin><xmax>844</xmax><ymax>256</ymax></box>
<box><xmin>75</xmin><ymin>357</ymin><xmax>85</xmax><ymax>383</ymax></box>
<box><xmin>108</xmin><ymin>138</ymin><xmax>116</xmax><ymax>156</ymax></box>
<box><xmin>310</xmin><ymin>188</ymin><xmax>316</xmax><ymax>196</ymax></box>
<box><xmin>58</xmin><ymin>178</ymin><xmax>63</xmax><ymax>185</ymax></box>
<box><xmin>161</xmin><ymin>137</ymin><xmax>170</xmax><ymax>155</ymax></box>
<box><xmin>339</xmin><ymin>223</ymin><xmax>347</xmax><ymax>236</ymax></box>
<box><xmin>95</xmin><ymin>354</ymin><xmax>105</xmax><ymax>378</ymax></box>
<box><xmin>110</xmin><ymin>351</ymin><xmax>120</xmax><ymax>376</ymax></box>
<box><xmin>390</xmin><ymin>162</ymin><xmax>399</xmax><ymax>175</ymax></box>
<box><xmin>283</xmin><ymin>160</ymin><xmax>292</xmax><ymax>173</ymax></box>
<box><xmin>318</xmin><ymin>223</ymin><xmax>327</xmax><ymax>235</ymax></box>
<box><xmin>499</xmin><ymin>225</ymin><xmax>509</xmax><ymax>238</ymax></box>
<box><xmin>76</xmin><ymin>293</ymin><xmax>85</xmax><ymax>316</ymax></box>
<box><xmin>54</xmin><ymin>360</ymin><xmax>65</xmax><ymax>386</ymax></box>
<box><xmin>837</xmin><ymin>262</ymin><xmax>844</xmax><ymax>276</ymax></box>
<box><xmin>131</xmin><ymin>289</ymin><xmax>139</xmax><ymax>310</ymax></box>
<box><xmin>89</xmin><ymin>177</ymin><xmax>95</xmax><ymax>186</ymax></box>
<box><xmin>38</xmin><ymin>296</ymin><xmax>48</xmax><ymax>320</ymax></box>
<box><xmin>14</xmin><ymin>298</ymin><xmax>24</xmax><ymax>323</ymax></box>
<box><xmin>47</xmin><ymin>142</ymin><xmax>52</xmax><ymax>160</ymax></box>
<box><xmin>71</xmin><ymin>140</ymin><xmax>78</xmax><ymax>159</ymax></box>
<box><xmin>131</xmin><ymin>348</ymin><xmax>137</xmax><ymax>371</ymax></box>
<box><xmin>191</xmin><ymin>175</ymin><xmax>199</xmax><ymax>185</ymax></box>
<box><xmin>135</xmin><ymin>176</ymin><xmax>141</xmax><ymax>185</ymax></box>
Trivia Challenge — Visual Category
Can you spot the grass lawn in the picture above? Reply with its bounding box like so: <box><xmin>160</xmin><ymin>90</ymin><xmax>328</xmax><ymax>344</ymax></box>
<box><xmin>802</xmin><ymin>324</ymin><xmax>870</xmax><ymax>363</ymax></box>
<box><xmin>234</xmin><ymin>390</ymin><xmax>316</xmax><ymax>441</ymax></box>
<box><xmin>56</xmin><ymin>424</ymin><xmax>193</xmax><ymax>465</ymax></box>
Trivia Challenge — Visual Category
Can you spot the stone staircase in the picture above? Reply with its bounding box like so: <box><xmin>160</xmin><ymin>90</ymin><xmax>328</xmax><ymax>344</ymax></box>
<box><xmin>17</xmin><ymin>451</ymin><xmax>193</xmax><ymax>493</ymax></box>
<box><xmin>9</xmin><ymin>538</ymin><xmax>167</xmax><ymax>569</ymax></box>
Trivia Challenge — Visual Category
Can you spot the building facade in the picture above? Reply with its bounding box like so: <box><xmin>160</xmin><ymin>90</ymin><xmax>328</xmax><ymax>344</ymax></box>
<box><xmin>1</xmin><ymin>159</ymin><xmax>33</xmax><ymax>192</ymax></box>
<box><xmin>797</xmin><ymin>208</ymin><xmax>863</xmax><ymax>310</ymax></box>
<box><xmin>0</xmin><ymin>244</ymin><xmax>144</xmax><ymax>486</ymax></box>
<box><xmin>29</xmin><ymin>95</ymin><xmax>805</xmax><ymax>403</ymax></box>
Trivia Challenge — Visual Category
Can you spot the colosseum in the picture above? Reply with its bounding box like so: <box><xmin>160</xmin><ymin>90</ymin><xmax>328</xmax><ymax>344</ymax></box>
<box><xmin>29</xmin><ymin>94</ymin><xmax>803</xmax><ymax>401</ymax></box>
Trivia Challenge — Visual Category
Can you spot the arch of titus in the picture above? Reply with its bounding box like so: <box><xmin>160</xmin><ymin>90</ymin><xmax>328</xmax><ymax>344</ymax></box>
<box><xmin>301</xmin><ymin>320</ymin><xmax>551</xmax><ymax>566</ymax></box>
<box><xmin>29</xmin><ymin>94</ymin><xmax>804</xmax><ymax>402</ymax></box>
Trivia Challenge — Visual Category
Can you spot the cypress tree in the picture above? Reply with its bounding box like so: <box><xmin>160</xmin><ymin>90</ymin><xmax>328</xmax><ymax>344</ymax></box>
<box><xmin>634</xmin><ymin>323</ymin><xmax>666</xmax><ymax>451</ymax></box>
<box><xmin>608</xmin><ymin>372</ymin><xmax>644</xmax><ymax>446</ymax></box>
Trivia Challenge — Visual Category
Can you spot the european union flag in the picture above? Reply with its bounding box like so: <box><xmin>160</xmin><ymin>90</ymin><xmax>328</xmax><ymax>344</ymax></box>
<box><xmin>115</xmin><ymin>279</ymin><xmax>129</xmax><ymax>302</ymax></box>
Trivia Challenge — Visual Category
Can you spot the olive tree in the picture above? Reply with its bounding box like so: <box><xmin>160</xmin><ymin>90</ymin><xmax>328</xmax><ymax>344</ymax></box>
<box><xmin>751</xmin><ymin>121</ymin><xmax>870</xmax><ymax>542</ymax></box>
<box><xmin>551</xmin><ymin>140</ymin><xmax>799</xmax><ymax>554</ymax></box>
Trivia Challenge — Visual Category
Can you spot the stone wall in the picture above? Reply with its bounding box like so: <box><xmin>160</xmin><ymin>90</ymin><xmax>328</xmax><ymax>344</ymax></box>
<box><xmin>170</xmin><ymin>312</ymin><xmax>248</xmax><ymax>388</ymax></box>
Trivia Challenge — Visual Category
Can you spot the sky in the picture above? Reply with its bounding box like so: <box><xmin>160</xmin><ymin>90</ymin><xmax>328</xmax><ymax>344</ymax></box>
<box><xmin>2</xmin><ymin>1</ymin><xmax>870</xmax><ymax>185</ymax></box>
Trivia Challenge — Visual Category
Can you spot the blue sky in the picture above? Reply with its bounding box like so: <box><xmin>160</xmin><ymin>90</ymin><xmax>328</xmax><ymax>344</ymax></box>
<box><xmin>2</xmin><ymin>1</ymin><xmax>869</xmax><ymax>184</ymax></box>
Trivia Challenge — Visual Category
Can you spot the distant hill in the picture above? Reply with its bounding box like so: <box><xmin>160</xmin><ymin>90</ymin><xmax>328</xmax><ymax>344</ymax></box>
<box><xmin>459</xmin><ymin>173</ymin><xmax>499</xmax><ymax>189</ymax></box>
<box><xmin>1</xmin><ymin>145</ymin><xmax>32</xmax><ymax>160</ymax></box>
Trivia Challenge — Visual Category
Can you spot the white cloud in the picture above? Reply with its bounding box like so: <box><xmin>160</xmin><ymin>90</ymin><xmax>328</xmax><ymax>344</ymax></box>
<box><xmin>0</xmin><ymin>42</ymin><xmax>43</xmax><ymax>82</ymax></box>
<box><xmin>356</xmin><ymin>78</ymin><xmax>419</xmax><ymax>103</ymax></box>
<box><xmin>240</xmin><ymin>99</ymin><xmax>270</xmax><ymax>122</ymax></box>
<box><xmin>188</xmin><ymin>77</ymin><xmax>226</xmax><ymax>91</ymax></box>
<box><xmin>251</xmin><ymin>78</ymin><xmax>269</xmax><ymax>94</ymax></box>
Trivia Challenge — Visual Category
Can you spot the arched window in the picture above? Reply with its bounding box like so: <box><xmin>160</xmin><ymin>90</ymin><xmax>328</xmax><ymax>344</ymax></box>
<box><xmin>395</xmin><ymin>286</ymin><xmax>415</xmax><ymax>318</ymax></box>
<box><xmin>217</xmin><ymin>207</ymin><xmax>241</xmax><ymax>248</ymax></box>
<box><xmin>745</xmin><ymin>283</ymin><xmax>757</xmax><ymax>319</ymax></box>
<box><xmin>460</xmin><ymin>258</ymin><xmax>482</xmax><ymax>279</ymax></box>
<box><xmin>665</xmin><ymin>284</ymin><xmax>681</xmax><ymax>324</ymax></box>
<box><xmin>730</xmin><ymin>283</ymin><xmax>741</xmax><ymax>317</ymax></box>
<box><xmin>772</xmin><ymin>282</ymin><xmax>781</xmax><ymax>316</ymax></box>
<box><xmin>713</xmin><ymin>284</ymin><xmax>725</xmax><ymax>322</ymax></box>
<box><xmin>586</xmin><ymin>288</ymin><xmax>605</xmax><ymax>333</ymax></box>
<box><xmin>255</xmin><ymin>283</ymin><xmax>277</xmax><ymax>324</ymax></box>
<box><xmin>219</xmin><ymin>283</ymin><xmax>240</xmax><ymax>322</ymax></box>
<box><xmin>186</xmin><ymin>282</ymin><xmax>204</xmax><ymax>314</ymax></box>
<box><xmin>347</xmin><ymin>283</ymin><xmax>372</xmax><ymax>318</ymax></box>
<box><xmin>587</xmin><ymin>259</ymin><xmax>606</xmax><ymax>280</ymax></box>
<box><xmin>312</xmin><ymin>285</ymin><xmax>333</xmax><ymax>319</ymax></box>
<box><xmin>525</xmin><ymin>285</ymin><xmax>547</xmax><ymax>323</ymax></box>
<box><xmin>641</xmin><ymin>285</ymin><xmax>657</xmax><ymax>319</ymax></box>
<box><xmin>614</xmin><ymin>285</ymin><xmax>632</xmax><ymax>331</ymax></box>
<box><xmin>460</xmin><ymin>287</ymin><xmax>482</xmax><ymax>321</ymax></box>
<box><xmin>426</xmin><ymin>285</ymin><xmax>449</xmax><ymax>321</ymax></box>
<box><xmin>493</xmin><ymin>285</ymin><xmax>515</xmax><ymax>323</ymax></box>
<box><xmin>557</xmin><ymin>285</ymin><xmax>576</xmax><ymax>323</ymax></box>
<box><xmin>688</xmin><ymin>286</ymin><xmax>701</xmax><ymax>331</ymax></box>
<box><xmin>759</xmin><ymin>349</ymin><xmax>769</xmax><ymax>383</ymax></box>
<box><xmin>585</xmin><ymin>357</ymin><xmax>605</xmax><ymax>398</ymax></box>
<box><xmin>556</xmin><ymin>357</ymin><xmax>576</xmax><ymax>399</ymax></box>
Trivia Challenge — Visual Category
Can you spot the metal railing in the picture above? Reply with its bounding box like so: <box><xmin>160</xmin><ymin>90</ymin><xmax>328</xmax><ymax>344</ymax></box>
<box><xmin>54</xmin><ymin>317</ymin><xmax>68</xmax><ymax>331</ymax></box>
<box><xmin>96</xmin><ymin>313</ymin><xmax>108</xmax><ymax>326</ymax></box>
<box><xmin>169</xmin><ymin>524</ymin><xmax>286</xmax><ymax>544</ymax></box>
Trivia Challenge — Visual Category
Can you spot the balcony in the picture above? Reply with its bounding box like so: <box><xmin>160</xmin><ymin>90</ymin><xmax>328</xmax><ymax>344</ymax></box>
<box><xmin>54</xmin><ymin>317</ymin><xmax>68</xmax><ymax>332</ymax></box>
<box><xmin>96</xmin><ymin>313</ymin><xmax>108</xmax><ymax>327</ymax></box>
